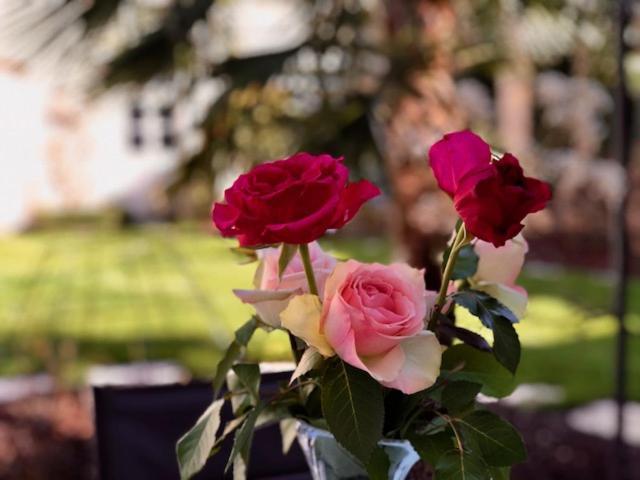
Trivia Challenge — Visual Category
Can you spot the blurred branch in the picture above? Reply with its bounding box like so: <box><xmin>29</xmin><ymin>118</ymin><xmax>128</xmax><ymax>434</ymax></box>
<box><xmin>104</xmin><ymin>0</ymin><xmax>214</xmax><ymax>86</ymax></box>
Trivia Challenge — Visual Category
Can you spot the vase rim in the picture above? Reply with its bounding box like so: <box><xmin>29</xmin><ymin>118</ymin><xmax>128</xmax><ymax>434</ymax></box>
<box><xmin>296</xmin><ymin>420</ymin><xmax>413</xmax><ymax>448</ymax></box>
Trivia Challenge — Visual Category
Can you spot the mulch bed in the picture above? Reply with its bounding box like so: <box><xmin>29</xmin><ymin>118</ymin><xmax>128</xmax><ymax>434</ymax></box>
<box><xmin>0</xmin><ymin>392</ymin><xmax>638</xmax><ymax>480</ymax></box>
<box><xmin>0</xmin><ymin>391</ymin><xmax>94</xmax><ymax>480</ymax></box>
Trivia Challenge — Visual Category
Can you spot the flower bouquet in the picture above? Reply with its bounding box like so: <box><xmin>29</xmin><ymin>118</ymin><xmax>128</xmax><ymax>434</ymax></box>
<box><xmin>176</xmin><ymin>130</ymin><xmax>551</xmax><ymax>479</ymax></box>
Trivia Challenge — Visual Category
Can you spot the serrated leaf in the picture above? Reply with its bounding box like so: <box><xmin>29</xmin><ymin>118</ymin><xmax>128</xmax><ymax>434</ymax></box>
<box><xmin>457</xmin><ymin>411</ymin><xmax>526</xmax><ymax>467</ymax></box>
<box><xmin>225</xmin><ymin>405</ymin><xmax>262</xmax><ymax>474</ymax></box>
<box><xmin>451</xmin><ymin>245</ymin><xmax>479</xmax><ymax>280</ymax></box>
<box><xmin>442</xmin><ymin>345</ymin><xmax>515</xmax><ymax>398</ymax></box>
<box><xmin>321</xmin><ymin>359</ymin><xmax>384</xmax><ymax>465</ymax></box>
<box><xmin>290</xmin><ymin>347</ymin><xmax>323</xmax><ymax>384</ymax></box>
<box><xmin>438</xmin><ymin>324</ymin><xmax>492</xmax><ymax>352</ymax></box>
<box><xmin>176</xmin><ymin>398</ymin><xmax>225</xmax><ymax>480</ymax></box>
<box><xmin>232</xmin><ymin>363</ymin><xmax>261</xmax><ymax>404</ymax></box>
<box><xmin>366</xmin><ymin>447</ymin><xmax>390</xmax><ymax>480</ymax></box>
<box><xmin>492</xmin><ymin>317</ymin><xmax>521</xmax><ymax>374</ymax></box>
<box><xmin>442</xmin><ymin>381</ymin><xmax>482</xmax><ymax>413</ymax></box>
<box><xmin>408</xmin><ymin>431</ymin><xmax>454</xmax><ymax>468</ymax></box>
<box><xmin>213</xmin><ymin>317</ymin><xmax>258</xmax><ymax>397</ymax></box>
<box><xmin>453</xmin><ymin>290</ymin><xmax>518</xmax><ymax>328</ymax></box>
<box><xmin>278</xmin><ymin>244</ymin><xmax>298</xmax><ymax>278</ymax></box>
<box><xmin>435</xmin><ymin>450</ymin><xmax>490</xmax><ymax>480</ymax></box>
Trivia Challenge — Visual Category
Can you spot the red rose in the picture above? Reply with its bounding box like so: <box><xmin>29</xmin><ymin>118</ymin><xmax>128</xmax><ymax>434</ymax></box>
<box><xmin>429</xmin><ymin>131</ymin><xmax>551</xmax><ymax>247</ymax></box>
<box><xmin>212</xmin><ymin>153</ymin><xmax>380</xmax><ymax>246</ymax></box>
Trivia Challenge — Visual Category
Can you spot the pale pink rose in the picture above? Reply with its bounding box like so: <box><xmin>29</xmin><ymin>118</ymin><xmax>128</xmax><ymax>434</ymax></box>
<box><xmin>234</xmin><ymin>242</ymin><xmax>337</xmax><ymax>326</ymax></box>
<box><xmin>257</xmin><ymin>242</ymin><xmax>337</xmax><ymax>297</ymax></box>
<box><xmin>320</xmin><ymin>260</ymin><xmax>441</xmax><ymax>394</ymax></box>
<box><xmin>472</xmin><ymin>234</ymin><xmax>529</xmax><ymax>318</ymax></box>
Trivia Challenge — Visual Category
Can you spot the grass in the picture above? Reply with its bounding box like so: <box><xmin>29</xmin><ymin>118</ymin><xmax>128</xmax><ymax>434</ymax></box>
<box><xmin>0</xmin><ymin>224</ymin><xmax>638</xmax><ymax>405</ymax></box>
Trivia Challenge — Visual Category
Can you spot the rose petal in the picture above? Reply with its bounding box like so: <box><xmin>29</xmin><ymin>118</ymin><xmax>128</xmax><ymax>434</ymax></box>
<box><xmin>331</xmin><ymin>180</ymin><xmax>381</xmax><ymax>228</ymax></box>
<box><xmin>233</xmin><ymin>288</ymin><xmax>301</xmax><ymax>327</ymax></box>
<box><xmin>381</xmin><ymin>331</ymin><xmax>442</xmax><ymax>394</ymax></box>
<box><xmin>212</xmin><ymin>202</ymin><xmax>240</xmax><ymax>234</ymax></box>
<box><xmin>474</xmin><ymin>235</ymin><xmax>528</xmax><ymax>286</ymax></box>
<box><xmin>361</xmin><ymin>345</ymin><xmax>405</xmax><ymax>382</ymax></box>
<box><xmin>428</xmin><ymin>130</ymin><xmax>492</xmax><ymax>197</ymax></box>
<box><xmin>281</xmin><ymin>294</ymin><xmax>334</xmax><ymax>357</ymax></box>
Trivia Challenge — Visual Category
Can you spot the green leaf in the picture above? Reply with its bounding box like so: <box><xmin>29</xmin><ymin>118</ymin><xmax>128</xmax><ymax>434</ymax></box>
<box><xmin>453</xmin><ymin>290</ymin><xmax>518</xmax><ymax>328</ymax></box>
<box><xmin>235</xmin><ymin>317</ymin><xmax>259</xmax><ymax>344</ymax></box>
<box><xmin>435</xmin><ymin>450</ymin><xmax>490</xmax><ymax>480</ymax></box>
<box><xmin>213</xmin><ymin>317</ymin><xmax>258</xmax><ymax>397</ymax></box>
<box><xmin>210</xmin><ymin>413</ymin><xmax>249</xmax><ymax>456</ymax></box>
<box><xmin>439</xmin><ymin>324</ymin><xmax>492</xmax><ymax>352</ymax></box>
<box><xmin>441</xmin><ymin>381</ymin><xmax>482</xmax><ymax>413</ymax></box>
<box><xmin>278</xmin><ymin>244</ymin><xmax>298</xmax><ymax>278</ymax></box>
<box><xmin>442</xmin><ymin>345</ymin><xmax>515</xmax><ymax>398</ymax></box>
<box><xmin>408</xmin><ymin>430</ymin><xmax>454</xmax><ymax>468</ymax></box>
<box><xmin>366</xmin><ymin>447</ymin><xmax>390</xmax><ymax>480</ymax></box>
<box><xmin>232</xmin><ymin>363</ymin><xmax>261</xmax><ymax>403</ymax></box>
<box><xmin>225</xmin><ymin>405</ymin><xmax>262</xmax><ymax>474</ymax></box>
<box><xmin>290</xmin><ymin>347</ymin><xmax>323</xmax><ymax>384</ymax></box>
<box><xmin>492</xmin><ymin>317</ymin><xmax>521</xmax><ymax>374</ymax></box>
<box><xmin>489</xmin><ymin>466</ymin><xmax>511</xmax><ymax>480</ymax></box>
<box><xmin>457</xmin><ymin>411</ymin><xmax>526</xmax><ymax>467</ymax></box>
<box><xmin>451</xmin><ymin>245</ymin><xmax>479</xmax><ymax>280</ymax></box>
<box><xmin>176</xmin><ymin>398</ymin><xmax>225</xmax><ymax>480</ymax></box>
<box><xmin>321</xmin><ymin>359</ymin><xmax>384</xmax><ymax>465</ymax></box>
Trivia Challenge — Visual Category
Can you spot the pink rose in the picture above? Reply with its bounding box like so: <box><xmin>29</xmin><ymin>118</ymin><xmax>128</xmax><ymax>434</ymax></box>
<box><xmin>234</xmin><ymin>242</ymin><xmax>337</xmax><ymax>326</ymax></box>
<box><xmin>322</xmin><ymin>261</ymin><xmax>441</xmax><ymax>394</ymax></box>
<box><xmin>471</xmin><ymin>235</ymin><xmax>529</xmax><ymax>318</ymax></box>
<box><xmin>212</xmin><ymin>153</ymin><xmax>380</xmax><ymax>246</ymax></box>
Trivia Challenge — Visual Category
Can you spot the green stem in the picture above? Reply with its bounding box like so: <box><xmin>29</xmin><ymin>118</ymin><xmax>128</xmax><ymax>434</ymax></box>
<box><xmin>428</xmin><ymin>224</ymin><xmax>467</xmax><ymax>330</ymax></box>
<box><xmin>299</xmin><ymin>243</ymin><xmax>319</xmax><ymax>296</ymax></box>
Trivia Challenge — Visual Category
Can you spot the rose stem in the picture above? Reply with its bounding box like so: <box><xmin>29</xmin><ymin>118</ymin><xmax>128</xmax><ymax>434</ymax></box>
<box><xmin>428</xmin><ymin>223</ymin><xmax>467</xmax><ymax>330</ymax></box>
<box><xmin>299</xmin><ymin>243</ymin><xmax>319</xmax><ymax>296</ymax></box>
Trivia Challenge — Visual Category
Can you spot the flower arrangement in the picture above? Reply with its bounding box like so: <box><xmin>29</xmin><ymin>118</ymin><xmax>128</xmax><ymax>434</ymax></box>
<box><xmin>176</xmin><ymin>130</ymin><xmax>551</xmax><ymax>479</ymax></box>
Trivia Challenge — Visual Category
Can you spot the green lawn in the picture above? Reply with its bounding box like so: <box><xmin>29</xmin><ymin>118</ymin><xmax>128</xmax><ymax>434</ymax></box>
<box><xmin>0</xmin><ymin>225</ymin><xmax>638</xmax><ymax>405</ymax></box>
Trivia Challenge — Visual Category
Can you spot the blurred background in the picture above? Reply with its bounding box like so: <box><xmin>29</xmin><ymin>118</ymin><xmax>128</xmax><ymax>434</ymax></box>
<box><xmin>0</xmin><ymin>0</ymin><xmax>639</xmax><ymax>478</ymax></box>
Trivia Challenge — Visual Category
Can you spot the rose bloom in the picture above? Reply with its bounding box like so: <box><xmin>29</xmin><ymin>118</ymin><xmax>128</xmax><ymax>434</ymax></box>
<box><xmin>471</xmin><ymin>235</ymin><xmax>529</xmax><ymax>319</ymax></box>
<box><xmin>212</xmin><ymin>153</ymin><xmax>380</xmax><ymax>246</ymax></box>
<box><xmin>429</xmin><ymin>130</ymin><xmax>551</xmax><ymax>247</ymax></box>
<box><xmin>234</xmin><ymin>242</ymin><xmax>336</xmax><ymax>327</ymax></box>
<box><xmin>282</xmin><ymin>261</ymin><xmax>441</xmax><ymax>394</ymax></box>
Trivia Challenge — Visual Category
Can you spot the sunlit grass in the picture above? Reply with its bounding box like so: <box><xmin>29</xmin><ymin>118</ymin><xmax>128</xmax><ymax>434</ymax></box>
<box><xmin>0</xmin><ymin>225</ymin><xmax>638</xmax><ymax>404</ymax></box>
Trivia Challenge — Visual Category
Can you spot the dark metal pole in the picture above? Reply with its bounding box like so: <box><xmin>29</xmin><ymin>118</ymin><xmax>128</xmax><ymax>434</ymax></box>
<box><xmin>612</xmin><ymin>1</ymin><xmax>632</xmax><ymax>479</ymax></box>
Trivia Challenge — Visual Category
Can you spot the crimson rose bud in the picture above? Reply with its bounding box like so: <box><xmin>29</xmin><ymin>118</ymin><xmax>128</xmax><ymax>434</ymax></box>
<box><xmin>429</xmin><ymin>131</ymin><xmax>551</xmax><ymax>247</ymax></box>
<box><xmin>212</xmin><ymin>153</ymin><xmax>380</xmax><ymax>246</ymax></box>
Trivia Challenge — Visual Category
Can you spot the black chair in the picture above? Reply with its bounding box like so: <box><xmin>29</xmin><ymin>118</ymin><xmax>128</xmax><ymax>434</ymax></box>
<box><xmin>94</xmin><ymin>372</ymin><xmax>310</xmax><ymax>480</ymax></box>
